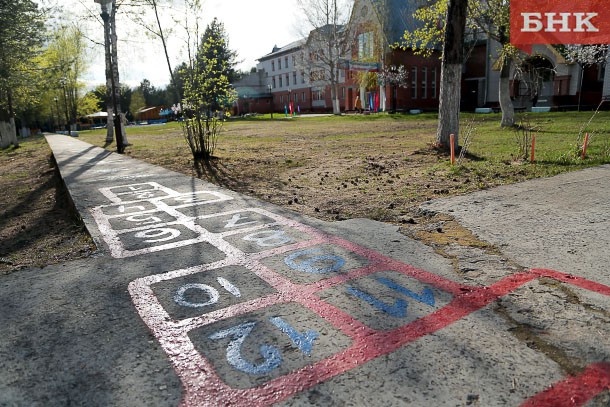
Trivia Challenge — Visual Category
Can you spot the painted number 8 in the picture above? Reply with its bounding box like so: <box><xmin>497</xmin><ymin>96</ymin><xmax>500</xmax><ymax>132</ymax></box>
<box><xmin>284</xmin><ymin>248</ymin><xmax>345</xmax><ymax>274</ymax></box>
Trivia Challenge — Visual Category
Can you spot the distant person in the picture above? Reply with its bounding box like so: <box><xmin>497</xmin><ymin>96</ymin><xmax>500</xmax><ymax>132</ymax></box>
<box><xmin>355</xmin><ymin>96</ymin><xmax>362</xmax><ymax>113</ymax></box>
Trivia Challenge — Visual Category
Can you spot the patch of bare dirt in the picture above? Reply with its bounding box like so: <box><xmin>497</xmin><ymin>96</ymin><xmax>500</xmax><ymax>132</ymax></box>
<box><xmin>0</xmin><ymin>136</ymin><xmax>96</xmax><ymax>274</ymax></box>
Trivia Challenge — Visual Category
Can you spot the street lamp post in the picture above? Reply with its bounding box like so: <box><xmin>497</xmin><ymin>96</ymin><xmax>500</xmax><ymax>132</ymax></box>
<box><xmin>53</xmin><ymin>96</ymin><xmax>59</xmax><ymax>131</ymax></box>
<box><xmin>95</xmin><ymin>0</ymin><xmax>124</xmax><ymax>153</ymax></box>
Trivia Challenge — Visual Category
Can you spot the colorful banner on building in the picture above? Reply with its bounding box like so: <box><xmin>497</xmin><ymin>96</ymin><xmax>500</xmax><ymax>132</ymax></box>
<box><xmin>510</xmin><ymin>0</ymin><xmax>610</xmax><ymax>53</ymax></box>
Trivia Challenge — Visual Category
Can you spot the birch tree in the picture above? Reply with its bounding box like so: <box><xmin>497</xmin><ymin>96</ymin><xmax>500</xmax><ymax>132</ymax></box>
<box><xmin>403</xmin><ymin>0</ymin><xmax>517</xmax><ymax>128</ymax></box>
<box><xmin>437</xmin><ymin>0</ymin><xmax>468</xmax><ymax>150</ymax></box>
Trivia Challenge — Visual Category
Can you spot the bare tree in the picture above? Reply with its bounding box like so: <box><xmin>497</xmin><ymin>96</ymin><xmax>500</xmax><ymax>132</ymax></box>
<box><xmin>297</xmin><ymin>0</ymin><xmax>353</xmax><ymax>115</ymax></box>
<box><xmin>122</xmin><ymin>0</ymin><xmax>181</xmax><ymax>102</ymax></box>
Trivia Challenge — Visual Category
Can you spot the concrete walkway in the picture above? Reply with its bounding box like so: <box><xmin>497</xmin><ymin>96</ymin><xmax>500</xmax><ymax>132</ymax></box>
<box><xmin>1</xmin><ymin>135</ymin><xmax>608</xmax><ymax>406</ymax></box>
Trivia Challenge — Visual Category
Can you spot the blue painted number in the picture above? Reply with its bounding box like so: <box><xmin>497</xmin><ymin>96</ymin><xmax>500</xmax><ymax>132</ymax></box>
<box><xmin>376</xmin><ymin>277</ymin><xmax>435</xmax><ymax>306</ymax></box>
<box><xmin>209</xmin><ymin>318</ymin><xmax>320</xmax><ymax>375</ymax></box>
<box><xmin>284</xmin><ymin>248</ymin><xmax>345</xmax><ymax>274</ymax></box>
<box><xmin>208</xmin><ymin>321</ymin><xmax>282</xmax><ymax>375</ymax></box>
<box><xmin>346</xmin><ymin>277</ymin><xmax>436</xmax><ymax>318</ymax></box>
<box><xmin>269</xmin><ymin>316</ymin><xmax>319</xmax><ymax>356</ymax></box>
<box><xmin>346</xmin><ymin>286</ymin><xmax>408</xmax><ymax>318</ymax></box>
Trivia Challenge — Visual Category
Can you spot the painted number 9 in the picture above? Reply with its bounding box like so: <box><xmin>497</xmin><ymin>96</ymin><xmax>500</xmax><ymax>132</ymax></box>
<box><xmin>284</xmin><ymin>248</ymin><xmax>345</xmax><ymax>274</ymax></box>
<box><xmin>134</xmin><ymin>228</ymin><xmax>181</xmax><ymax>243</ymax></box>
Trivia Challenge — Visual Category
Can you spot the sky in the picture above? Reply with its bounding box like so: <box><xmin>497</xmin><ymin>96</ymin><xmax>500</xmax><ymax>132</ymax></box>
<box><xmin>52</xmin><ymin>0</ymin><xmax>304</xmax><ymax>88</ymax></box>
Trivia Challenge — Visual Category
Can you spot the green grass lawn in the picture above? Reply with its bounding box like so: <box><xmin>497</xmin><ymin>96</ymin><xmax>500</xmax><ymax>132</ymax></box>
<box><xmin>79</xmin><ymin>110</ymin><xmax>610</xmax><ymax>172</ymax></box>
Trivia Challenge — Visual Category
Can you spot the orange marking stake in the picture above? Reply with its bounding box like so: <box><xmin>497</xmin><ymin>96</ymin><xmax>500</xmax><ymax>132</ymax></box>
<box><xmin>450</xmin><ymin>134</ymin><xmax>455</xmax><ymax>165</ymax></box>
<box><xmin>581</xmin><ymin>133</ymin><xmax>589</xmax><ymax>160</ymax></box>
<box><xmin>530</xmin><ymin>133</ymin><xmax>536</xmax><ymax>163</ymax></box>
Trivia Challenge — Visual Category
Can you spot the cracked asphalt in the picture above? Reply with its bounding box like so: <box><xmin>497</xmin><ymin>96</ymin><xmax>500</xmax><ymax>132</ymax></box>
<box><xmin>0</xmin><ymin>135</ymin><xmax>608</xmax><ymax>406</ymax></box>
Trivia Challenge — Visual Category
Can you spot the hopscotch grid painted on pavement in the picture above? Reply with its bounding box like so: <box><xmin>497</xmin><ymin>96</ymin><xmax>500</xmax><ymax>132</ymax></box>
<box><xmin>89</xmin><ymin>181</ymin><xmax>610</xmax><ymax>406</ymax></box>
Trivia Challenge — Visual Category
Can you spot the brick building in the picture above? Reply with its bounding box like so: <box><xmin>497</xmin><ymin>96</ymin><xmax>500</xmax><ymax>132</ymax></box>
<box><xmin>232</xmin><ymin>0</ymin><xmax>609</xmax><ymax>114</ymax></box>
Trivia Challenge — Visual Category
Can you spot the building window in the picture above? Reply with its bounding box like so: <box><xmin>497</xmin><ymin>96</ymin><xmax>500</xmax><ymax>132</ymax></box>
<box><xmin>358</xmin><ymin>32</ymin><xmax>374</xmax><ymax>60</ymax></box>
<box><xmin>341</xmin><ymin>87</ymin><xmax>346</xmax><ymax>99</ymax></box>
<box><xmin>272</xmin><ymin>61</ymin><xmax>275</xmax><ymax>72</ymax></box>
<box><xmin>422</xmin><ymin>67</ymin><xmax>428</xmax><ymax>99</ymax></box>
<box><xmin>598</xmin><ymin>63</ymin><xmax>606</xmax><ymax>82</ymax></box>
<box><xmin>285</xmin><ymin>56</ymin><xmax>289</xmax><ymax>68</ymax></box>
<box><xmin>431</xmin><ymin>67</ymin><xmax>437</xmax><ymax>98</ymax></box>
<box><xmin>301</xmin><ymin>71</ymin><xmax>305</xmax><ymax>84</ymax></box>
<box><xmin>278</xmin><ymin>58</ymin><xmax>282</xmax><ymax>70</ymax></box>
<box><xmin>302</xmin><ymin>91</ymin><xmax>306</xmax><ymax>102</ymax></box>
<box><xmin>272</xmin><ymin>77</ymin><xmax>276</xmax><ymax>88</ymax></box>
<box><xmin>293</xmin><ymin>71</ymin><xmax>297</xmax><ymax>85</ymax></box>
<box><xmin>411</xmin><ymin>67</ymin><xmax>418</xmax><ymax>99</ymax></box>
<box><xmin>312</xmin><ymin>90</ymin><xmax>325</xmax><ymax>101</ymax></box>
<box><xmin>285</xmin><ymin>74</ymin><xmax>289</xmax><ymax>86</ymax></box>
<box><xmin>279</xmin><ymin>76</ymin><xmax>283</xmax><ymax>87</ymax></box>
<box><xmin>292</xmin><ymin>55</ymin><xmax>296</xmax><ymax>66</ymax></box>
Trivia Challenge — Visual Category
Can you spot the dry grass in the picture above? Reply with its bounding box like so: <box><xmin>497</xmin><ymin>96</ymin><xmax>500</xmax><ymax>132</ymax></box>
<box><xmin>3</xmin><ymin>112</ymin><xmax>609</xmax><ymax>273</ymax></box>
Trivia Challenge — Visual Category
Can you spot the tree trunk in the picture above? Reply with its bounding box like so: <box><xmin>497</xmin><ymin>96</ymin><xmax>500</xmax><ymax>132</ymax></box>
<box><xmin>499</xmin><ymin>57</ymin><xmax>515</xmax><ymax>127</ymax></box>
<box><xmin>436</xmin><ymin>0</ymin><xmax>467</xmax><ymax>151</ymax></box>
<box><xmin>110</xmin><ymin>6</ymin><xmax>128</xmax><ymax>144</ymax></box>
<box><xmin>0</xmin><ymin>118</ymin><xmax>18</xmax><ymax>149</ymax></box>
<box><xmin>1</xmin><ymin>90</ymin><xmax>19</xmax><ymax>148</ymax></box>
<box><xmin>330</xmin><ymin>82</ymin><xmax>341</xmax><ymax>115</ymax></box>
<box><xmin>437</xmin><ymin>63</ymin><xmax>462</xmax><ymax>147</ymax></box>
<box><xmin>104</xmin><ymin>10</ymin><xmax>114</xmax><ymax>143</ymax></box>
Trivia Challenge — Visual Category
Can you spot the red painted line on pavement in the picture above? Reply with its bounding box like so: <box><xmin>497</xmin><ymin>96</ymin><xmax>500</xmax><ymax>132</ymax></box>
<box><xmin>112</xmin><ymin>186</ymin><xmax>610</xmax><ymax>407</ymax></box>
<box><xmin>521</xmin><ymin>363</ymin><xmax>610</xmax><ymax>407</ymax></box>
<box><xmin>530</xmin><ymin>268</ymin><xmax>610</xmax><ymax>296</ymax></box>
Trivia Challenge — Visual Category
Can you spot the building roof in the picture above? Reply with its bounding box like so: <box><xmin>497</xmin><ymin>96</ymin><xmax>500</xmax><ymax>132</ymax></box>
<box><xmin>86</xmin><ymin>111</ymin><xmax>108</xmax><ymax>118</ymax></box>
<box><xmin>258</xmin><ymin>39</ymin><xmax>306</xmax><ymax>61</ymax></box>
<box><xmin>370</xmin><ymin>0</ymin><xmax>431</xmax><ymax>44</ymax></box>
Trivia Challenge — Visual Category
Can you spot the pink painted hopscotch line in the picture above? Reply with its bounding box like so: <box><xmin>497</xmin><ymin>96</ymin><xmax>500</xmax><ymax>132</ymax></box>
<box><xmin>531</xmin><ymin>268</ymin><xmax>610</xmax><ymax>296</ymax></box>
<box><xmin>121</xmin><ymin>185</ymin><xmax>610</xmax><ymax>407</ymax></box>
<box><xmin>521</xmin><ymin>363</ymin><xmax>610</xmax><ymax>407</ymax></box>
<box><xmin>177</xmin><ymin>272</ymin><xmax>541</xmax><ymax>407</ymax></box>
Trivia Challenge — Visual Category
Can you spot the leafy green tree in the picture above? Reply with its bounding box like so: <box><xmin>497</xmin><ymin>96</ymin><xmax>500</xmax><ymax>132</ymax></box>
<box><xmin>196</xmin><ymin>18</ymin><xmax>239</xmax><ymax>85</ymax></box>
<box><xmin>78</xmin><ymin>92</ymin><xmax>102</xmax><ymax>118</ymax></box>
<box><xmin>402</xmin><ymin>0</ymin><xmax>517</xmax><ymax>127</ymax></box>
<box><xmin>166</xmin><ymin>62</ymin><xmax>189</xmax><ymax>103</ymax></box>
<box><xmin>129</xmin><ymin>87</ymin><xmax>146</xmax><ymax>119</ymax></box>
<box><xmin>182</xmin><ymin>18</ymin><xmax>237</xmax><ymax>162</ymax></box>
<box><xmin>42</xmin><ymin>25</ymin><xmax>88</xmax><ymax>135</ymax></box>
<box><xmin>0</xmin><ymin>0</ymin><xmax>47</xmax><ymax>147</ymax></box>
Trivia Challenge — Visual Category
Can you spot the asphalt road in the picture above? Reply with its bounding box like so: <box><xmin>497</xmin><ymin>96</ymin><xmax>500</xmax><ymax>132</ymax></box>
<box><xmin>1</xmin><ymin>135</ymin><xmax>608</xmax><ymax>406</ymax></box>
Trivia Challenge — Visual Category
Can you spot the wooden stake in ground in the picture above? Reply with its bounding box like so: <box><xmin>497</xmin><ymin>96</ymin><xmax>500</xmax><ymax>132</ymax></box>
<box><xmin>582</xmin><ymin>133</ymin><xmax>589</xmax><ymax>159</ymax></box>
<box><xmin>531</xmin><ymin>133</ymin><xmax>536</xmax><ymax>163</ymax></box>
